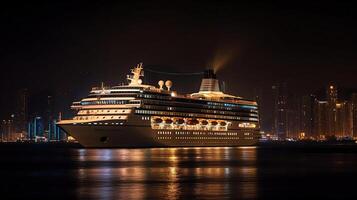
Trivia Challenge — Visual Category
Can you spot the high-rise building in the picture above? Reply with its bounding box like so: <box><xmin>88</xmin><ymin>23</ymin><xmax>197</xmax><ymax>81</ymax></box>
<box><xmin>253</xmin><ymin>88</ymin><xmax>264</xmax><ymax>131</ymax></box>
<box><xmin>46</xmin><ymin>95</ymin><xmax>54</xmax><ymax>121</ymax></box>
<box><xmin>14</xmin><ymin>88</ymin><xmax>29</xmax><ymax>134</ymax></box>
<box><xmin>335</xmin><ymin>101</ymin><xmax>353</xmax><ymax>138</ymax></box>
<box><xmin>314</xmin><ymin>101</ymin><xmax>328</xmax><ymax>139</ymax></box>
<box><xmin>287</xmin><ymin>95</ymin><xmax>300</xmax><ymax>139</ymax></box>
<box><xmin>1</xmin><ymin>119</ymin><xmax>14</xmax><ymax>142</ymax></box>
<box><xmin>352</xmin><ymin>93</ymin><xmax>357</xmax><ymax>139</ymax></box>
<box><xmin>27</xmin><ymin>116</ymin><xmax>44</xmax><ymax>139</ymax></box>
<box><xmin>335</xmin><ymin>102</ymin><xmax>344</xmax><ymax>137</ymax></box>
<box><xmin>345</xmin><ymin>101</ymin><xmax>353</xmax><ymax>137</ymax></box>
<box><xmin>272</xmin><ymin>83</ymin><xmax>288</xmax><ymax>139</ymax></box>
<box><xmin>300</xmin><ymin>95</ymin><xmax>316</xmax><ymax>139</ymax></box>
<box><xmin>326</xmin><ymin>85</ymin><xmax>337</xmax><ymax>136</ymax></box>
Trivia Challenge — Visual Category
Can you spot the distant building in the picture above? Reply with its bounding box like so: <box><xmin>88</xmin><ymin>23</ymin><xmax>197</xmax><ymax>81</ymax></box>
<box><xmin>326</xmin><ymin>85</ymin><xmax>337</xmax><ymax>137</ymax></box>
<box><xmin>335</xmin><ymin>101</ymin><xmax>353</xmax><ymax>138</ymax></box>
<box><xmin>287</xmin><ymin>95</ymin><xmax>300</xmax><ymax>139</ymax></box>
<box><xmin>45</xmin><ymin>95</ymin><xmax>54</xmax><ymax>125</ymax></box>
<box><xmin>27</xmin><ymin>117</ymin><xmax>44</xmax><ymax>139</ymax></box>
<box><xmin>300</xmin><ymin>95</ymin><xmax>316</xmax><ymax>139</ymax></box>
<box><xmin>352</xmin><ymin>93</ymin><xmax>357</xmax><ymax>139</ymax></box>
<box><xmin>253</xmin><ymin>88</ymin><xmax>264</xmax><ymax>131</ymax></box>
<box><xmin>0</xmin><ymin>119</ymin><xmax>22</xmax><ymax>142</ymax></box>
<box><xmin>1</xmin><ymin>120</ymin><xmax>14</xmax><ymax>142</ymax></box>
<box><xmin>27</xmin><ymin>115</ymin><xmax>65</xmax><ymax>141</ymax></box>
<box><xmin>272</xmin><ymin>83</ymin><xmax>288</xmax><ymax>139</ymax></box>
<box><xmin>47</xmin><ymin>118</ymin><xmax>64</xmax><ymax>141</ymax></box>
<box><xmin>14</xmin><ymin>88</ymin><xmax>29</xmax><ymax>134</ymax></box>
<box><xmin>345</xmin><ymin>101</ymin><xmax>353</xmax><ymax>137</ymax></box>
<box><xmin>314</xmin><ymin>101</ymin><xmax>328</xmax><ymax>139</ymax></box>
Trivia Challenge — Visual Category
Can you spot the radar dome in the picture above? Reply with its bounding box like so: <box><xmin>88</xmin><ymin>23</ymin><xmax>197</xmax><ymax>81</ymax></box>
<box><xmin>158</xmin><ymin>80</ymin><xmax>164</xmax><ymax>89</ymax></box>
<box><xmin>165</xmin><ymin>80</ymin><xmax>173</xmax><ymax>91</ymax></box>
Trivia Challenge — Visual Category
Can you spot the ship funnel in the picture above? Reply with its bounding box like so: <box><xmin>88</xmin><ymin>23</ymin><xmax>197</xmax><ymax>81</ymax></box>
<box><xmin>199</xmin><ymin>69</ymin><xmax>220</xmax><ymax>92</ymax></box>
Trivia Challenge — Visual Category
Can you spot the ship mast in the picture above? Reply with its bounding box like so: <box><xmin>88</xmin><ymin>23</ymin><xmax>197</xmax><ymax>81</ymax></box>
<box><xmin>127</xmin><ymin>63</ymin><xmax>144</xmax><ymax>86</ymax></box>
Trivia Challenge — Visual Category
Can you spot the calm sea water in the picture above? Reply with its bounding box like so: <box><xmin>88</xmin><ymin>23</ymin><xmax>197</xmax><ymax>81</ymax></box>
<box><xmin>1</xmin><ymin>143</ymin><xmax>357</xmax><ymax>200</ymax></box>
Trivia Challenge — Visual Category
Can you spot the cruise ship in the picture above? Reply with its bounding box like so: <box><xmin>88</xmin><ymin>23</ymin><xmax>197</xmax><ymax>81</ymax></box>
<box><xmin>58</xmin><ymin>63</ymin><xmax>260</xmax><ymax>147</ymax></box>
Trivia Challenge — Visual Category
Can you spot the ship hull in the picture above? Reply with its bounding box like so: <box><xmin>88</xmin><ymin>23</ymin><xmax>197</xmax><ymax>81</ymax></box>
<box><xmin>59</xmin><ymin>124</ymin><xmax>259</xmax><ymax>148</ymax></box>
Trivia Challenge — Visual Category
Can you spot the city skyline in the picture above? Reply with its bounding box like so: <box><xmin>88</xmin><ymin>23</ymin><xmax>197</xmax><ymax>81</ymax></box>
<box><xmin>3</xmin><ymin>74</ymin><xmax>357</xmax><ymax>141</ymax></box>
<box><xmin>271</xmin><ymin>83</ymin><xmax>357</xmax><ymax>140</ymax></box>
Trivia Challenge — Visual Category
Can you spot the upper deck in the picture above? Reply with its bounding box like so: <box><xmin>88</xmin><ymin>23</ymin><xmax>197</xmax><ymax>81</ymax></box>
<box><xmin>71</xmin><ymin>63</ymin><xmax>258</xmax><ymax>111</ymax></box>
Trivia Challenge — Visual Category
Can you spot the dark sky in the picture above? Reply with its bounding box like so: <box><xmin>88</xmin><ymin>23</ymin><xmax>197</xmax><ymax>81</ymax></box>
<box><xmin>1</xmin><ymin>1</ymin><xmax>357</xmax><ymax>130</ymax></box>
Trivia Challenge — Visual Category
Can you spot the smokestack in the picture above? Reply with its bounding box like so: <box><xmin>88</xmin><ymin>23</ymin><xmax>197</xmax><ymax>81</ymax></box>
<box><xmin>199</xmin><ymin>69</ymin><xmax>221</xmax><ymax>92</ymax></box>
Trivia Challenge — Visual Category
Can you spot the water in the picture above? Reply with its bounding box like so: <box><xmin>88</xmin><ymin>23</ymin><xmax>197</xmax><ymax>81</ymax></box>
<box><xmin>1</xmin><ymin>144</ymin><xmax>357</xmax><ymax>200</ymax></box>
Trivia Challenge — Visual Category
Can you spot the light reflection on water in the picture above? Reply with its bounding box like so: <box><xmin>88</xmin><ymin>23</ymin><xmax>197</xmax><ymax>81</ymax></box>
<box><xmin>76</xmin><ymin>147</ymin><xmax>257</xmax><ymax>200</ymax></box>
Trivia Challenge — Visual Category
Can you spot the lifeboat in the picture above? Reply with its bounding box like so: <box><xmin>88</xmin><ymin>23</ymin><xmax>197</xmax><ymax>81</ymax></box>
<box><xmin>201</xmin><ymin>120</ymin><xmax>208</xmax><ymax>125</ymax></box>
<box><xmin>210</xmin><ymin>121</ymin><xmax>218</xmax><ymax>126</ymax></box>
<box><xmin>187</xmin><ymin>119</ymin><xmax>199</xmax><ymax>125</ymax></box>
<box><xmin>165</xmin><ymin>119</ymin><xmax>173</xmax><ymax>124</ymax></box>
<box><xmin>154</xmin><ymin>118</ymin><xmax>163</xmax><ymax>123</ymax></box>
<box><xmin>175</xmin><ymin>118</ymin><xmax>185</xmax><ymax>124</ymax></box>
<box><xmin>220</xmin><ymin>121</ymin><xmax>227</xmax><ymax>126</ymax></box>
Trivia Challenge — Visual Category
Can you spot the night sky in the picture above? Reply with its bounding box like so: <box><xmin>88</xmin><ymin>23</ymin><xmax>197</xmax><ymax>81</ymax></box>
<box><xmin>1</xmin><ymin>2</ymin><xmax>357</xmax><ymax>130</ymax></box>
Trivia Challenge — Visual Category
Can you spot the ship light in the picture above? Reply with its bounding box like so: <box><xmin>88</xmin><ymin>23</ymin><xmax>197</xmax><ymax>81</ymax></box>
<box><xmin>67</xmin><ymin>136</ymin><xmax>76</xmax><ymax>141</ymax></box>
<box><xmin>238</xmin><ymin>122</ymin><xmax>256</xmax><ymax>128</ymax></box>
<box><xmin>171</xmin><ymin>92</ymin><xmax>177</xmax><ymax>97</ymax></box>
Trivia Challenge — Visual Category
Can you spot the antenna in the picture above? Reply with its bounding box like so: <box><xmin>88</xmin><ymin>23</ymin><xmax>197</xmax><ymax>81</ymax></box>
<box><xmin>128</xmin><ymin>63</ymin><xmax>144</xmax><ymax>85</ymax></box>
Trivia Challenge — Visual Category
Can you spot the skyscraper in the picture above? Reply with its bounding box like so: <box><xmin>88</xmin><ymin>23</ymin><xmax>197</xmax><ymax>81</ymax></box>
<box><xmin>314</xmin><ymin>101</ymin><xmax>328</xmax><ymax>139</ymax></box>
<box><xmin>351</xmin><ymin>93</ymin><xmax>357</xmax><ymax>139</ymax></box>
<box><xmin>272</xmin><ymin>83</ymin><xmax>288</xmax><ymax>139</ymax></box>
<box><xmin>335</xmin><ymin>102</ymin><xmax>343</xmax><ymax>137</ymax></box>
<box><xmin>1</xmin><ymin>119</ymin><xmax>14</xmax><ymax>142</ymax></box>
<box><xmin>45</xmin><ymin>95</ymin><xmax>55</xmax><ymax>140</ymax></box>
<box><xmin>287</xmin><ymin>95</ymin><xmax>300</xmax><ymax>139</ymax></box>
<box><xmin>326</xmin><ymin>85</ymin><xmax>337</xmax><ymax>136</ymax></box>
<box><xmin>14</xmin><ymin>88</ymin><xmax>28</xmax><ymax>134</ymax></box>
<box><xmin>345</xmin><ymin>102</ymin><xmax>353</xmax><ymax>137</ymax></box>
<box><xmin>300</xmin><ymin>95</ymin><xmax>316</xmax><ymax>139</ymax></box>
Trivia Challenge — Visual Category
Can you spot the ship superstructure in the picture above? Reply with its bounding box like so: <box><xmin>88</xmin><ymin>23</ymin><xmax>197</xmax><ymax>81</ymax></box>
<box><xmin>58</xmin><ymin>63</ymin><xmax>260</xmax><ymax>147</ymax></box>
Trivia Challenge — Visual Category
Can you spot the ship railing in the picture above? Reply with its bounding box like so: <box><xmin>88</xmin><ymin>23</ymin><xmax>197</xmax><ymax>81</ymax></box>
<box><xmin>91</xmin><ymin>86</ymin><xmax>111</xmax><ymax>90</ymax></box>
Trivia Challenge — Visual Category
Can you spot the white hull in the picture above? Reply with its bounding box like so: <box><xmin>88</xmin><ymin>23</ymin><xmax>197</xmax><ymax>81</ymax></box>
<box><xmin>59</xmin><ymin>124</ymin><xmax>259</xmax><ymax>148</ymax></box>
